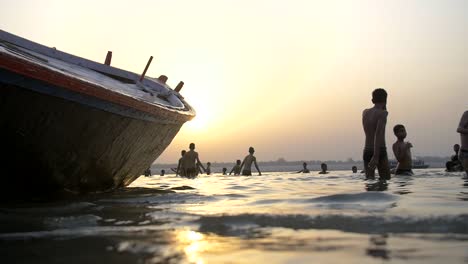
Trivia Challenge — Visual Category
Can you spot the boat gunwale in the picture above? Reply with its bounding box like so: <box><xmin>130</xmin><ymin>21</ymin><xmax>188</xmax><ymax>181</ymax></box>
<box><xmin>0</xmin><ymin>30</ymin><xmax>195</xmax><ymax>120</ymax></box>
<box><xmin>0</xmin><ymin>50</ymin><xmax>195</xmax><ymax>122</ymax></box>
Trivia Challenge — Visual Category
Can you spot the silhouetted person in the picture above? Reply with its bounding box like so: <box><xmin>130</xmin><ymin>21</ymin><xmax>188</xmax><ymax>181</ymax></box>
<box><xmin>144</xmin><ymin>168</ymin><xmax>152</xmax><ymax>177</ymax></box>
<box><xmin>296</xmin><ymin>162</ymin><xmax>310</xmax><ymax>173</ymax></box>
<box><xmin>160</xmin><ymin>169</ymin><xmax>165</xmax><ymax>176</ymax></box>
<box><xmin>176</xmin><ymin>150</ymin><xmax>186</xmax><ymax>176</ymax></box>
<box><xmin>318</xmin><ymin>163</ymin><xmax>328</xmax><ymax>174</ymax></box>
<box><xmin>362</xmin><ymin>88</ymin><xmax>390</xmax><ymax>180</ymax></box>
<box><xmin>222</xmin><ymin>167</ymin><xmax>227</xmax><ymax>175</ymax></box>
<box><xmin>457</xmin><ymin>111</ymin><xmax>468</xmax><ymax>176</ymax></box>
<box><xmin>352</xmin><ymin>166</ymin><xmax>358</xmax><ymax>173</ymax></box>
<box><xmin>229</xmin><ymin>160</ymin><xmax>242</xmax><ymax>175</ymax></box>
<box><xmin>239</xmin><ymin>147</ymin><xmax>261</xmax><ymax>176</ymax></box>
<box><xmin>206</xmin><ymin>162</ymin><xmax>212</xmax><ymax>175</ymax></box>
<box><xmin>183</xmin><ymin>143</ymin><xmax>206</xmax><ymax>178</ymax></box>
<box><xmin>392</xmin><ymin>124</ymin><xmax>413</xmax><ymax>175</ymax></box>
<box><xmin>447</xmin><ymin>144</ymin><xmax>463</xmax><ymax>172</ymax></box>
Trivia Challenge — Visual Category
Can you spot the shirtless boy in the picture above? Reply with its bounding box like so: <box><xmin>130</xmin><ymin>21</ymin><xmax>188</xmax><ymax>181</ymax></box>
<box><xmin>457</xmin><ymin>111</ymin><xmax>468</xmax><ymax>176</ymax></box>
<box><xmin>362</xmin><ymin>88</ymin><xmax>390</xmax><ymax>180</ymax></box>
<box><xmin>183</xmin><ymin>143</ymin><xmax>206</xmax><ymax>178</ymax></box>
<box><xmin>229</xmin><ymin>160</ymin><xmax>242</xmax><ymax>175</ymax></box>
<box><xmin>392</xmin><ymin>124</ymin><xmax>413</xmax><ymax>175</ymax></box>
<box><xmin>175</xmin><ymin>150</ymin><xmax>186</xmax><ymax>177</ymax></box>
<box><xmin>239</xmin><ymin>147</ymin><xmax>261</xmax><ymax>176</ymax></box>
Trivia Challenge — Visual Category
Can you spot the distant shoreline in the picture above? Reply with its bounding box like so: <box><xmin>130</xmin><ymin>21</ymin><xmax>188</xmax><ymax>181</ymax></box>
<box><xmin>151</xmin><ymin>156</ymin><xmax>449</xmax><ymax>174</ymax></box>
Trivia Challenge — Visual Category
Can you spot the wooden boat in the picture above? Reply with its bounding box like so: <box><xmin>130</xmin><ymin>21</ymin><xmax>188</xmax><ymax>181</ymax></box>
<box><xmin>0</xmin><ymin>30</ymin><xmax>195</xmax><ymax>198</ymax></box>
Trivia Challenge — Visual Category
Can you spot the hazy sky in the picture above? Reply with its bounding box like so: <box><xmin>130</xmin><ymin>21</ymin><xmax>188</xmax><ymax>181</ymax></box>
<box><xmin>1</xmin><ymin>0</ymin><xmax>467</xmax><ymax>163</ymax></box>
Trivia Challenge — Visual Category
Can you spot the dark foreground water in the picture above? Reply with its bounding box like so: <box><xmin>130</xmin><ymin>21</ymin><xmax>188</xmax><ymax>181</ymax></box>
<box><xmin>1</xmin><ymin>169</ymin><xmax>468</xmax><ymax>264</ymax></box>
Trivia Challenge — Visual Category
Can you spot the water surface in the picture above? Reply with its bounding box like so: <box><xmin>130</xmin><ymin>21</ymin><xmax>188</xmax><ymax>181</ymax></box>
<box><xmin>1</xmin><ymin>169</ymin><xmax>467</xmax><ymax>263</ymax></box>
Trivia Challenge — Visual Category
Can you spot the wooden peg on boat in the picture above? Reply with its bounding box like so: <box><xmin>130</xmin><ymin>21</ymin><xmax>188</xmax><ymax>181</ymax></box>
<box><xmin>104</xmin><ymin>51</ymin><xmax>112</xmax><ymax>65</ymax></box>
<box><xmin>139</xmin><ymin>56</ymin><xmax>153</xmax><ymax>82</ymax></box>
<box><xmin>158</xmin><ymin>75</ymin><xmax>168</xmax><ymax>84</ymax></box>
<box><xmin>175</xmin><ymin>81</ymin><xmax>184</xmax><ymax>92</ymax></box>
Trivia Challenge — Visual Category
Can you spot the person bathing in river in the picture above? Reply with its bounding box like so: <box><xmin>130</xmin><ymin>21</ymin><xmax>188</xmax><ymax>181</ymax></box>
<box><xmin>362</xmin><ymin>88</ymin><xmax>391</xmax><ymax>180</ymax></box>
<box><xmin>296</xmin><ymin>162</ymin><xmax>310</xmax><ymax>173</ymax></box>
<box><xmin>239</xmin><ymin>147</ymin><xmax>261</xmax><ymax>176</ymax></box>
<box><xmin>392</xmin><ymin>124</ymin><xmax>413</xmax><ymax>175</ymax></box>
<box><xmin>229</xmin><ymin>160</ymin><xmax>242</xmax><ymax>175</ymax></box>
<box><xmin>183</xmin><ymin>143</ymin><xmax>206</xmax><ymax>178</ymax></box>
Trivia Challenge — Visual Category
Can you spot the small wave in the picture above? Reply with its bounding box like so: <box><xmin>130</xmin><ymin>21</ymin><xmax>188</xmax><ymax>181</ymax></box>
<box><xmin>196</xmin><ymin>214</ymin><xmax>468</xmax><ymax>235</ymax></box>
<box><xmin>43</xmin><ymin>214</ymin><xmax>102</xmax><ymax>229</ymax></box>
<box><xmin>307</xmin><ymin>192</ymin><xmax>398</xmax><ymax>203</ymax></box>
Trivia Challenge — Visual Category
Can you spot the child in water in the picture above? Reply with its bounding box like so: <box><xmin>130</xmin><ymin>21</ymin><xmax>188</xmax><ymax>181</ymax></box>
<box><xmin>392</xmin><ymin>124</ymin><xmax>413</xmax><ymax>175</ymax></box>
<box><xmin>229</xmin><ymin>160</ymin><xmax>242</xmax><ymax>175</ymax></box>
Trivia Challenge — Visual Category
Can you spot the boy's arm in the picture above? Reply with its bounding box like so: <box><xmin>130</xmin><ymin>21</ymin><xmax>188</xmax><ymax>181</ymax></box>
<box><xmin>239</xmin><ymin>160</ymin><xmax>246</xmax><ymax>172</ymax></box>
<box><xmin>373</xmin><ymin>111</ymin><xmax>388</xmax><ymax>155</ymax></box>
<box><xmin>369</xmin><ymin>111</ymin><xmax>388</xmax><ymax>169</ymax></box>
<box><xmin>176</xmin><ymin>160</ymin><xmax>181</xmax><ymax>176</ymax></box>
<box><xmin>196</xmin><ymin>154</ymin><xmax>206</xmax><ymax>172</ymax></box>
<box><xmin>229</xmin><ymin>166</ymin><xmax>235</xmax><ymax>175</ymax></box>
<box><xmin>457</xmin><ymin>111</ymin><xmax>468</xmax><ymax>134</ymax></box>
<box><xmin>254</xmin><ymin>158</ymin><xmax>261</xmax><ymax>175</ymax></box>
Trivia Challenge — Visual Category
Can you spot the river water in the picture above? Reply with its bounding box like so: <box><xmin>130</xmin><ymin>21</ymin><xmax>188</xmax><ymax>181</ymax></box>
<box><xmin>1</xmin><ymin>169</ymin><xmax>467</xmax><ymax>263</ymax></box>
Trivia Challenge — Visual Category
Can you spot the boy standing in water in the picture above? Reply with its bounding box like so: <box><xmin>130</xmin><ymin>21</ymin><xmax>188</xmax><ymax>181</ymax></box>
<box><xmin>183</xmin><ymin>143</ymin><xmax>206</xmax><ymax>178</ymax></box>
<box><xmin>239</xmin><ymin>147</ymin><xmax>262</xmax><ymax>176</ymax></box>
<box><xmin>175</xmin><ymin>150</ymin><xmax>186</xmax><ymax>177</ymax></box>
<box><xmin>362</xmin><ymin>88</ymin><xmax>390</xmax><ymax>180</ymax></box>
<box><xmin>229</xmin><ymin>160</ymin><xmax>242</xmax><ymax>175</ymax></box>
<box><xmin>392</xmin><ymin>124</ymin><xmax>413</xmax><ymax>175</ymax></box>
<box><xmin>457</xmin><ymin>111</ymin><xmax>468</xmax><ymax>176</ymax></box>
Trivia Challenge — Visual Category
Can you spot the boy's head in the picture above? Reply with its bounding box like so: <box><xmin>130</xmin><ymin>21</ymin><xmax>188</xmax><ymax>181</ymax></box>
<box><xmin>207</xmin><ymin>162</ymin><xmax>211</xmax><ymax>166</ymax></box>
<box><xmin>393</xmin><ymin>124</ymin><xmax>406</xmax><ymax>139</ymax></box>
<box><xmin>236</xmin><ymin>159</ymin><xmax>241</xmax><ymax>165</ymax></box>
<box><xmin>189</xmin><ymin>143</ymin><xmax>195</xmax><ymax>150</ymax></box>
<box><xmin>222</xmin><ymin>167</ymin><xmax>227</xmax><ymax>172</ymax></box>
<box><xmin>321</xmin><ymin>163</ymin><xmax>327</xmax><ymax>171</ymax></box>
<box><xmin>249</xmin><ymin>147</ymin><xmax>255</xmax><ymax>154</ymax></box>
<box><xmin>181</xmin><ymin>150</ymin><xmax>186</xmax><ymax>156</ymax></box>
<box><xmin>372</xmin><ymin>88</ymin><xmax>387</xmax><ymax>104</ymax></box>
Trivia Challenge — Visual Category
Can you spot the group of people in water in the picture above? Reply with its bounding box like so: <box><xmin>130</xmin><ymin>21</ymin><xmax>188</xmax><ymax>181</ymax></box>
<box><xmin>362</xmin><ymin>88</ymin><xmax>467</xmax><ymax>179</ymax></box>
<box><xmin>173</xmin><ymin>144</ymin><xmax>262</xmax><ymax>178</ymax></box>
<box><xmin>148</xmin><ymin>89</ymin><xmax>467</xmax><ymax>179</ymax></box>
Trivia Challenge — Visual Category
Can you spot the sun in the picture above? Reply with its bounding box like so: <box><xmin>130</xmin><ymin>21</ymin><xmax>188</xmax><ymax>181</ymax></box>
<box><xmin>184</xmin><ymin>97</ymin><xmax>214</xmax><ymax>132</ymax></box>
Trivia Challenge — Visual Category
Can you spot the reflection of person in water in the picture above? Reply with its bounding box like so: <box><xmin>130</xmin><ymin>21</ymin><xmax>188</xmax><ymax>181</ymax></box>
<box><xmin>366</xmin><ymin>234</ymin><xmax>390</xmax><ymax>260</ymax></box>
<box><xmin>365</xmin><ymin>180</ymin><xmax>388</xmax><ymax>192</ymax></box>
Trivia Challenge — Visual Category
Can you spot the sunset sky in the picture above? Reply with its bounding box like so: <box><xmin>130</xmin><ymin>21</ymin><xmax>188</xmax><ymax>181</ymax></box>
<box><xmin>2</xmin><ymin>0</ymin><xmax>467</xmax><ymax>163</ymax></box>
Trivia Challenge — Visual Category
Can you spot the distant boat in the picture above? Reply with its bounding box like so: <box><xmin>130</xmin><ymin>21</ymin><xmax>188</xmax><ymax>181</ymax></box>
<box><xmin>0</xmin><ymin>30</ymin><xmax>195</xmax><ymax>198</ymax></box>
<box><xmin>389</xmin><ymin>159</ymin><xmax>430</xmax><ymax>169</ymax></box>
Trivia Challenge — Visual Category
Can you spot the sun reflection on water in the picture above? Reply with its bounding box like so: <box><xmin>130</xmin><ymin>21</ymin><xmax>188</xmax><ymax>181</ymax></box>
<box><xmin>177</xmin><ymin>230</ymin><xmax>206</xmax><ymax>264</ymax></box>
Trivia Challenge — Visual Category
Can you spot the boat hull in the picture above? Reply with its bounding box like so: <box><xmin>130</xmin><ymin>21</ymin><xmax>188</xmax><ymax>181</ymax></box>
<box><xmin>0</xmin><ymin>69</ymin><xmax>184</xmax><ymax>197</ymax></box>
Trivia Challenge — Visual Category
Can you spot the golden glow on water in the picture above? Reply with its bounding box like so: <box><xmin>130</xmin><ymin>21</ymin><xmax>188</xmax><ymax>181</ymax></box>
<box><xmin>177</xmin><ymin>230</ymin><xmax>207</xmax><ymax>264</ymax></box>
